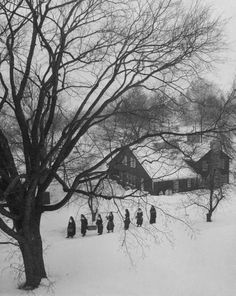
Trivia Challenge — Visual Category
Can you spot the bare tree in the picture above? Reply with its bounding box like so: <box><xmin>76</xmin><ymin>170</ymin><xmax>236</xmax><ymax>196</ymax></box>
<box><xmin>108</xmin><ymin>87</ymin><xmax>174</xmax><ymax>140</ymax></box>
<box><xmin>184</xmin><ymin>179</ymin><xmax>228</xmax><ymax>223</ymax></box>
<box><xmin>181</xmin><ymin>78</ymin><xmax>225</xmax><ymax>129</ymax></box>
<box><xmin>0</xmin><ymin>0</ymin><xmax>228</xmax><ymax>290</ymax></box>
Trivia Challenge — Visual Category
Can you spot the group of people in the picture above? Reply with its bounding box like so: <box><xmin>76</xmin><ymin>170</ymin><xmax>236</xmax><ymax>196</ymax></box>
<box><xmin>124</xmin><ymin>205</ymin><xmax>156</xmax><ymax>229</ymax></box>
<box><xmin>67</xmin><ymin>214</ymin><xmax>88</xmax><ymax>238</ymax></box>
<box><xmin>66</xmin><ymin>205</ymin><xmax>157</xmax><ymax>238</ymax></box>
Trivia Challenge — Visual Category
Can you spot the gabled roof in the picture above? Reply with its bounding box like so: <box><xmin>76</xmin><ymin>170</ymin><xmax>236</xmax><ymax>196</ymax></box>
<box><xmin>130</xmin><ymin>141</ymin><xmax>198</xmax><ymax>181</ymax></box>
<box><xmin>180</xmin><ymin>141</ymin><xmax>211</xmax><ymax>162</ymax></box>
<box><xmin>180</xmin><ymin>140</ymin><xmax>230</xmax><ymax>162</ymax></box>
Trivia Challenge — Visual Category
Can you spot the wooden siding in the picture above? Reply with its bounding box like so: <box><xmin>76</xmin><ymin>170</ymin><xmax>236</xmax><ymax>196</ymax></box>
<box><xmin>108</xmin><ymin>149</ymin><xmax>153</xmax><ymax>193</ymax></box>
<box><xmin>153</xmin><ymin>177</ymin><xmax>199</xmax><ymax>195</ymax></box>
<box><xmin>190</xmin><ymin>150</ymin><xmax>230</xmax><ymax>187</ymax></box>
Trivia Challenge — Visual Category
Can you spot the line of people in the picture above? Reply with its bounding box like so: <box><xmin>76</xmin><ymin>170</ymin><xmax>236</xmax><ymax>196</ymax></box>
<box><xmin>66</xmin><ymin>205</ymin><xmax>157</xmax><ymax>238</ymax></box>
<box><xmin>124</xmin><ymin>205</ymin><xmax>156</xmax><ymax>229</ymax></box>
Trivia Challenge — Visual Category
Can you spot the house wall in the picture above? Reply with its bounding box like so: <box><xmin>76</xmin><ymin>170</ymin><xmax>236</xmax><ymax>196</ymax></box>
<box><xmin>108</xmin><ymin>149</ymin><xmax>153</xmax><ymax>193</ymax></box>
<box><xmin>194</xmin><ymin>150</ymin><xmax>230</xmax><ymax>186</ymax></box>
<box><xmin>153</xmin><ymin>178</ymin><xmax>198</xmax><ymax>195</ymax></box>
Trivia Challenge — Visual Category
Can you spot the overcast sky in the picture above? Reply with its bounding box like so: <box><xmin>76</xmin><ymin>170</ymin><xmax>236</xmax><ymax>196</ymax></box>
<box><xmin>202</xmin><ymin>0</ymin><xmax>236</xmax><ymax>92</ymax></box>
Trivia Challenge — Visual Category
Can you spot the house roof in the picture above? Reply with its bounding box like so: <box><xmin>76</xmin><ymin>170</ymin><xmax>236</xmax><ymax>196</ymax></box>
<box><xmin>180</xmin><ymin>141</ymin><xmax>211</xmax><ymax>162</ymax></box>
<box><xmin>180</xmin><ymin>139</ymin><xmax>230</xmax><ymax>162</ymax></box>
<box><xmin>131</xmin><ymin>142</ymin><xmax>198</xmax><ymax>181</ymax></box>
<box><xmin>129</xmin><ymin>134</ymin><xmax>231</xmax><ymax>182</ymax></box>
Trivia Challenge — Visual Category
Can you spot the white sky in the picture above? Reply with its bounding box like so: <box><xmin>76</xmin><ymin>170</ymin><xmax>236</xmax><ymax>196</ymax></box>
<box><xmin>202</xmin><ymin>0</ymin><xmax>236</xmax><ymax>92</ymax></box>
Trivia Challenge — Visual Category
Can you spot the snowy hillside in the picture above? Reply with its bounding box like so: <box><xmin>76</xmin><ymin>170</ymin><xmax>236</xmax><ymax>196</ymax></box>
<box><xmin>1</xmin><ymin>186</ymin><xmax>236</xmax><ymax>296</ymax></box>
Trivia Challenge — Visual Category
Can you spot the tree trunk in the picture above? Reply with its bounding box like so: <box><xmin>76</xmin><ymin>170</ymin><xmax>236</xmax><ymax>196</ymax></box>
<box><xmin>206</xmin><ymin>212</ymin><xmax>212</xmax><ymax>222</ymax></box>
<box><xmin>19</xmin><ymin>212</ymin><xmax>47</xmax><ymax>290</ymax></box>
<box><xmin>88</xmin><ymin>195</ymin><xmax>98</xmax><ymax>223</ymax></box>
<box><xmin>92</xmin><ymin>210</ymin><xmax>97</xmax><ymax>222</ymax></box>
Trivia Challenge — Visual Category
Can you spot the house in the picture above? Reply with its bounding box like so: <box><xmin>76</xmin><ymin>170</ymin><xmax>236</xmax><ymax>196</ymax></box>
<box><xmin>108</xmin><ymin>139</ymin><xmax>230</xmax><ymax>195</ymax></box>
<box><xmin>185</xmin><ymin>140</ymin><xmax>230</xmax><ymax>189</ymax></box>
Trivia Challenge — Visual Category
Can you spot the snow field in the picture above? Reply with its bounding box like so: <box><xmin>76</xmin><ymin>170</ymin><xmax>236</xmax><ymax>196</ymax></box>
<box><xmin>1</xmin><ymin>187</ymin><xmax>236</xmax><ymax>296</ymax></box>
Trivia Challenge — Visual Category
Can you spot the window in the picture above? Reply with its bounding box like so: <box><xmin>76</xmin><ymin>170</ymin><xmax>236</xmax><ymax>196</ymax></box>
<box><xmin>187</xmin><ymin>179</ymin><xmax>191</xmax><ymax>189</ymax></box>
<box><xmin>119</xmin><ymin>171</ymin><xmax>124</xmax><ymax>182</ymax></box>
<box><xmin>123</xmin><ymin>173</ymin><xmax>137</xmax><ymax>188</ymax></box>
<box><xmin>199</xmin><ymin>176</ymin><xmax>207</xmax><ymax>188</ymax></box>
<box><xmin>130</xmin><ymin>157</ymin><xmax>136</xmax><ymax>168</ymax></box>
<box><xmin>173</xmin><ymin>180</ymin><xmax>179</xmax><ymax>192</ymax></box>
<box><xmin>127</xmin><ymin>173</ymin><xmax>136</xmax><ymax>187</ymax></box>
<box><xmin>140</xmin><ymin>178</ymin><xmax>144</xmax><ymax>190</ymax></box>
<box><xmin>132</xmin><ymin>175</ymin><xmax>137</xmax><ymax>186</ymax></box>
<box><xmin>123</xmin><ymin>172</ymin><xmax>128</xmax><ymax>183</ymax></box>
<box><xmin>122</xmin><ymin>155</ymin><xmax>128</xmax><ymax>166</ymax></box>
<box><xmin>202</xmin><ymin>160</ymin><xmax>208</xmax><ymax>172</ymax></box>
<box><xmin>221</xmin><ymin>158</ymin><xmax>226</xmax><ymax>169</ymax></box>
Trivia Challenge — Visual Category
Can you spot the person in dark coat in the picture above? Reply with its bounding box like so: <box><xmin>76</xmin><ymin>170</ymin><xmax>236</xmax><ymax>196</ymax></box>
<box><xmin>150</xmin><ymin>205</ymin><xmax>157</xmax><ymax>224</ymax></box>
<box><xmin>96</xmin><ymin>214</ymin><xmax>103</xmax><ymax>235</ymax></box>
<box><xmin>106</xmin><ymin>211</ymin><xmax>114</xmax><ymax>233</ymax></box>
<box><xmin>80</xmin><ymin>214</ymin><xmax>88</xmax><ymax>237</ymax></box>
<box><xmin>67</xmin><ymin>216</ymin><xmax>76</xmax><ymax>238</ymax></box>
<box><xmin>136</xmin><ymin>208</ymin><xmax>143</xmax><ymax>227</ymax></box>
<box><xmin>124</xmin><ymin>209</ymin><xmax>130</xmax><ymax>230</ymax></box>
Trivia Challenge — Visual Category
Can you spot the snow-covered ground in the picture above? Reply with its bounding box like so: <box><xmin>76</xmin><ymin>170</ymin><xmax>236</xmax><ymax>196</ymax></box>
<box><xmin>1</xmin><ymin>187</ymin><xmax>236</xmax><ymax>296</ymax></box>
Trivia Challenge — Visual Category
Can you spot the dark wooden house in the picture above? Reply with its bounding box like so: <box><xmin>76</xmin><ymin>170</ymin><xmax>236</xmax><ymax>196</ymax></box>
<box><xmin>185</xmin><ymin>141</ymin><xmax>230</xmax><ymax>189</ymax></box>
<box><xmin>108</xmin><ymin>140</ymin><xmax>230</xmax><ymax>196</ymax></box>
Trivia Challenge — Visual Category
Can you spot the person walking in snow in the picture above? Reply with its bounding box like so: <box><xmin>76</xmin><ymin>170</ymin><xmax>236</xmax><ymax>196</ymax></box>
<box><xmin>67</xmin><ymin>216</ymin><xmax>76</xmax><ymax>238</ymax></box>
<box><xmin>106</xmin><ymin>211</ymin><xmax>114</xmax><ymax>233</ymax></box>
<box><xmin>96</xmin><ymin>214</ymin><xmax>103</xmax><ymax>235</ymax></box>
<box><xmin>124</xmin><ymin>209</ymin><xmax>131</xmax><ymax>230</ymax></box>
<box><xmin>136</xmin><ymin>208</ymin><xmax>143</xmax><ymax>227</ymax></box>
<box><xmin>80</xmin><ymin>214</ymin><xmax>88</xmax><ymax>237</ymax></box>
<box><xmin>150</xmin><ymin>205</ymin><xmax>157</xmax><ymax>224</ymax></box>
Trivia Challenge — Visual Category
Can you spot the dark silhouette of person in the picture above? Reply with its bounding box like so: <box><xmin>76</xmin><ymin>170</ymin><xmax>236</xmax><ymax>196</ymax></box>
<box><xmin>96</xmin><ymin>214</ymin><xmax>103</xmax><ymax>235</ymax></box>
<box><xmin>106</xmin><ymin>211</ymin><xmax>114</xmax><ymax>233</ymax></box>
<box><xmin>150</xmin><ymin>205</ymin><xmax>157</xmax><ymax>224</ymax></box>
<box><xmin>80</xmin><ymin>214</ymin><xmax>88</xmax><ymax>237</ymax></box>
<box><xmin>124</xmin><ymin>209</ymin><xmax>130</xmax><ymax>230</ymax></box>
<box><xmin>67</xmin><ymin>216</ymin><xmax>76</xmax><ymax>238</ymax></box>
<box><xmin>136</xmin><ymin>208</ymin><xmax>143</xmax><ymax>227</ymax></box>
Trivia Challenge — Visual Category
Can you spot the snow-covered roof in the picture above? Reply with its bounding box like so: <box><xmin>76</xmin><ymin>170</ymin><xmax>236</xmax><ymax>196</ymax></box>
<box><xmin>180</xmin><ymin>138</ymin><xmax>229</xmax><ymax>162</ymax></box>
<box><xmin>180</xmin><ymin>141</ymin><xmax>211</xmax><ymax>162</ymax></box>
<box><xmin>131</xmin><ymin>142</ymin><xmax>198</xmax><ymax>181</ymax></box>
